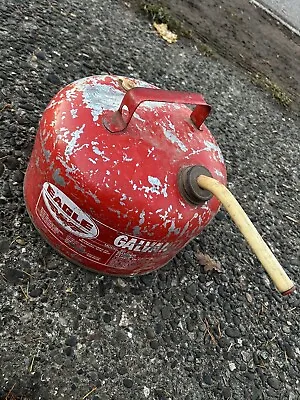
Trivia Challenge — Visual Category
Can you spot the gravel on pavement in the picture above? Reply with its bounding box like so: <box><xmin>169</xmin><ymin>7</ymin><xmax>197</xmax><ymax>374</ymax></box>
<box><xmin>0</xmin><ymin>1</ymin><xmax>299</xmax><ymax>399</ymax></box>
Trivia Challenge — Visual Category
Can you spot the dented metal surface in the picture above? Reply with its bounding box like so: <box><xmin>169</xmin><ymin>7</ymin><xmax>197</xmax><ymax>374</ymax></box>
<box><xmin>23</xmin><ymin>75</ymin><xmax>227</xmax><ymax>275</ymax></box>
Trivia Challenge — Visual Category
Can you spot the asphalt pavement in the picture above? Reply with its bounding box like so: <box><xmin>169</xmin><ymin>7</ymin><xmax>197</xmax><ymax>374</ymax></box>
<box><xmin>0</xmin><ymin>1</ymin><xmax>299</xmax><ymax>399</ymax></box>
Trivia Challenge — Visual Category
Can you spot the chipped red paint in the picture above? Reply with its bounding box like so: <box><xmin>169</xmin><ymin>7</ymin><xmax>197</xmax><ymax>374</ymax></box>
<box><xmin>24</xmin><ymin>75</ymin><xmax>227</xmax><ymax>275</ymax></box>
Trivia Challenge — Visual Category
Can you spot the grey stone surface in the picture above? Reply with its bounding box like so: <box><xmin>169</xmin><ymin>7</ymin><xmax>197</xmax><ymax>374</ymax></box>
<box><xmin>257</xmin><ymin>0</ymin><xmax>300</xmax><ymax>32</ymax></box>
<box><xmin>0</xmin><ymin>0</ymin><xmax>299</xmax><ymax>399</ymax></box>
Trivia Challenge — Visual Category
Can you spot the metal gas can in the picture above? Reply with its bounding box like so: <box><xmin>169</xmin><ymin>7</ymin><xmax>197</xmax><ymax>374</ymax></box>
<box><xmin>24</xmin><ymin>74</ymin><xmax>227</xmax><ymax>275</ymax></box>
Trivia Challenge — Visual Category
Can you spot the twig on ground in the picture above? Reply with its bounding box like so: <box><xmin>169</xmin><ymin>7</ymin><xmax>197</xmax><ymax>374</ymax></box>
<box><xmin>28</xmin><ymin>356</ymin><xmax>35</xmax><ymax>373</ymax></box>
<box><xmin>285</xmin><ymin>215</ymin><xmax>299</xmax><ymax>224</ymax></box>
<box><xmin>0</xmin><ymin>272</ymin><xmax>8</xmax><ymax>282</ymax></box>
<box><xmin>217</xmin><ymin>321</ymin><xmax>222</xmax><ymax>339</ymax></box>
<box><xmin>20</xmin><ymin>270</ymin><xmax>32</xmax><ymax>279</ymax></box>
<box><xmin>4</xmin><ymin>384</ymin><xmax>16</xmax><ymax>400</ymax></box>
<box><xmin>0</xmin><ymin>104</ymin><xmax>12</xmax><ymax>113</ymax></box>
<box><xmin>81</xmin><ymin>386</ymin><xmax>97</xmax><ymax>400</ymax></box>
<box><xmin>19</xmin><ymin>285</ymin><xmax>29</xmax><ymax>301</ymax></box>
<box><xmin>203</xmin><ymin>318</ymin><xmax>217</xmax><ymax>345</ymax></box>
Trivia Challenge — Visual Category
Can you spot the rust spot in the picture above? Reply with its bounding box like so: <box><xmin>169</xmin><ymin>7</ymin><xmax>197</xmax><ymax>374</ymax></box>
<box><xmin>118</xmin><ymin>77</ymin><xmax>136</xmax><ymax>92</ymax></box>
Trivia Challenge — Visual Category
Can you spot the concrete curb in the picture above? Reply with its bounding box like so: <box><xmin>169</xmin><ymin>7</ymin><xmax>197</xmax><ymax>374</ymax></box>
<box><xmin>250</xmin><ymin>0</ymin><xmax>300</xmax><ymax>37</ymax></box>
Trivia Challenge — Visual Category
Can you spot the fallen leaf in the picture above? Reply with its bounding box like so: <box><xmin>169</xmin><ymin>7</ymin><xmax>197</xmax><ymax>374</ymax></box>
<box><xmin>195</xmin><ymin>251</ymin><xmax>223</xmax><ymax>273</ymax></box>
<box><xmin>153</xmin><ymin>22</ymin><xmax>177</xmax><ymax>44</ymax></box>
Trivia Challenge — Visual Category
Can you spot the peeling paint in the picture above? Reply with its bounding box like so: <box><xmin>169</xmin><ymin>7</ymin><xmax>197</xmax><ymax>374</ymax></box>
<box><xmin>167</xmin><ymin>219</ymin><xmax>181</xmax><ymax>236</ymax></box>
<box><xmin>148</xmin><ymin>176</ymin><xmax>169</xmax><ymax>198</ymax></box>
<box><xmin>56</xmin><ymin>156</ymin><xmax>79</xmax><ymax>175</ymax></box>
<box><xmin>179</xmin><ymin>200</ymin><xmax>187</xmax><ymax>208</ymax></box>
<box><xmin>40</xmin><ymin>130</ymin><xmax>52</xmax><ymax>162</ymax></box>
<box><xmin>203</xmin><ymin>140</ymin><xmax>224</xmax><ymax>163</ymax></box>
<box><xmin>147</xmin><ymin>147</ymin><xmax>155</xmax><ymax>157</ymax></box>
<box><xmin>148</xmin><ymin>176</ymin><xmax>162</xmax><ymax>194</ymax></box>
<box><xmin>70</xmin><ymin>108</ymin><xmax>78</xmax><ymax>119</ymax></box>
<box><xmin>72</xmin><ymin>143</ymin><xmax>89</xmax><ymax>155</ymax></box>
<box><xmin>120</xmin><ymin>193</ymin><xmax>127</xmax><ymax>206</ymax></box>
<box><xmin>65</xmin><ymin>124</ymin><xmax>85</xmax><ymax>161</ymax></box>
<box><xmin>161</xmin><ymin>175</ymin><xmax>169</xmax><ymax>198</ymax></box>
<box><xmin>57</xmin><ymin>127</ymin><xmax>70</xmax><ymax>141</ymax></box>
<box><xmin>43</xmin><ymin>148</ymin><xmax>51</xmax><ymax>162</ymax></box>
<box><xmin>214</xmin><ymin>169</ymin><xmax>224</xmax><ymax>178</ymax></box>
<box><xmin>159</xmin><ymin>210</ymin><xmax>169</xmax><ymax>222</ymax></box>
<box><xmin>142</xmin><ymin>100</ymin><xmax>182</xmax><ymax>111</ymax></box>
<box><xmin>65</xmin><ymin>87</ymin><xmax>78</xmax><ymax>102</ymax></box>
<box><xmin>86</xmin><ymin>190</ymin><xmax>100</xmax><ymax>204</ymax></box>
<box><xmin>92</xmin><ymin>146</ymin><xmax>110</xmax><ymax>162</ymax></box>
<box><xmin>201</xmin><ymin>203</ymin><xmax>210</xmax><ymax>212</ymax></box>
<box><xmin>45</xmin><ymin>97</ymin><xmax>64</xmax><ymax>111</ymax></box>
<box><xmin>162</xmin><ymin>126</ymin><xmax>188</xmax><ymax>152</ymax></box>
<box><xmin>53</xmin><ymin>168</ymin><xmax>66</xmax><ymax>186</ymax></box>
<box><xmin>35</xmin><ymin>156</ymin><xmax>40</xmax><ymax>169</ymax></box>
<box><xmin>133</xmin><ymin>226</ymin><xmax>141</xmax><ymax>236</ymax></box>
<box><xmin>128</xmin><ymin>176</ymin><xmax>168</xmax><ymax>198</ymax></box>
<box><xmin>134</xmin><ymin>113</ymin><xmax>146</xmax><ymax>123</ymax></box>
<box><xmin>123</xmin><ymin>154</ymin><xmax>133</xmax><ymax>162</ymax></box>
<box><xmin>82</xmin><ymin>83</ymin><xmax>123</xmax><ymax>122</ymax></box>
<box><xmin>179</xmin><ymin>221</ymin><xmax>190</xmax><ymax>237</ymax></box>
<box><xmin>139</xmin><ymin>210</ymin><xmax>145</xmax><ymax>225</ymax></box>
<box><xmin>74</xmin><ymin>184</ymin><xmax>85</xmax><ymax>193</ymax></box>
<box><xmin>108</xmin><ymin>207</ymin><xmax>121</xmax><ymax>217</ymax></box>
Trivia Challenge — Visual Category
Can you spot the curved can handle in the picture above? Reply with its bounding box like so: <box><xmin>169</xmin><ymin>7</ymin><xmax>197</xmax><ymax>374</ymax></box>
<box><xmin>103</xmin><ymin>87</ymin><xmax>211</xmax><ymax>133</ymax></box>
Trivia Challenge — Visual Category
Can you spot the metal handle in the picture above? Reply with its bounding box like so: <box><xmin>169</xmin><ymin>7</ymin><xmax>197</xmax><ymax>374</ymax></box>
<box><xmin>103</xmin><ymin>87</ymin><xmax>211</xmax><ymax>133</ymax></box>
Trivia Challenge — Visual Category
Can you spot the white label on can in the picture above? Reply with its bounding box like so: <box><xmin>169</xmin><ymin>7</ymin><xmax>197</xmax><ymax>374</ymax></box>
<box><xmin>42</xmin><ymin>182</ymin><xmax>99</xmax><ymax>239</ymax></box>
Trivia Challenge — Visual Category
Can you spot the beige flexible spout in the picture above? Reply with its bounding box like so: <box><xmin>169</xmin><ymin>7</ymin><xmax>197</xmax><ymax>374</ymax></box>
<box><xmin>197</xmin><ymin>175</ymin><xmax>295</xmax><ymax>296</ymax></box>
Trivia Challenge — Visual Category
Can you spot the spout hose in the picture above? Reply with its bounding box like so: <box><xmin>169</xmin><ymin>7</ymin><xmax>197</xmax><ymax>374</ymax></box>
<box><xmin>197</xmin><ymin>175</ymin><xmax>295</xmax><ymax>296</ymax></box>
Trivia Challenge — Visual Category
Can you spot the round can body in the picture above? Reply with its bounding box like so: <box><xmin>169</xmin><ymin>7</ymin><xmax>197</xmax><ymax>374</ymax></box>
<box><xmin>24</xmin><ymin>75</ymin><xmax>226</xmax><ymax>275</ymax></box>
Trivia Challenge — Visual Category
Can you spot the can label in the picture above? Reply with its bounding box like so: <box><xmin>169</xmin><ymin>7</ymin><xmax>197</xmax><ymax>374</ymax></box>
<box><xmin>35</xmin><ymin>182</ymin><xmax>176</xmax><ymax>273</ymax></box>
<box><xmin>42</xmin><ymin>182</ymin><xmax>99</xmax><ymax>239</ymax></box>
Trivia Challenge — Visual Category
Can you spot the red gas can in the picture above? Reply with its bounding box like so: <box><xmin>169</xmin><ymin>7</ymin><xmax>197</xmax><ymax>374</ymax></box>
<box><xmin>24</xmin><ymin>75</ymin><xmax>226</xmax><ymax>275</ymax></box>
